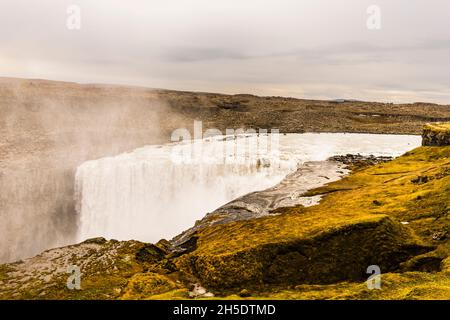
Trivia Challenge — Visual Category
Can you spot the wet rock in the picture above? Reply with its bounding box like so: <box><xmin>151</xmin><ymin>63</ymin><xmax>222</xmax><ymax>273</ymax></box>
<box><xmin>171</xmin><ymin>236</ymin><xmax>199</xmax><ymax>257</ymax></box>
<box><xmin>329</xmin><ymin>154</ymin><xmax>392</xmax><ymax>170</ymax></box>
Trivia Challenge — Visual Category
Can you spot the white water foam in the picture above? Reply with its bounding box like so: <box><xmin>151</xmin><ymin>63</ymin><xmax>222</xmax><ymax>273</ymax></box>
<box><xmin>75</xmin><ymin>133</ymin><xmax>421</xmax><ymax>243</ymax></box>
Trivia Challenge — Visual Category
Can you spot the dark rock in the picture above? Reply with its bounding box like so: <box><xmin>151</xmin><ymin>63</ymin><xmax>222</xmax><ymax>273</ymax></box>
<box><xmin>328</xmin><ymin>154</ymin><xmax>392</xmax><ymax>170</ymax></box>
<box><xmin>411</xmin><ymin>176</ymin><xmax>429</xmax><ymax>184</ymax></box>
<box><xmin>402</xmin><ymin>255</ymin><xmax>443</xmax><ymax>273</ymax></box>
<box><xmin>422</xmin><ymin>123</ymin><xmax>450</xmax><ymax>146</ymax></box>
<box><xmin>82</xmin><ymin>237</ymin><xmax>107</xmax><ymax>245</ymax></box>
<box><xmin>216</xmin><ymin>101</ymin><xmax>247</xmax><ymax>112</ymax></box>
<box><xmin>156</xmin><ymin>239</ymin><xmax>172</xmax><ymax>252</ymax></box>
<box><xmin>372</xmin><ymin>200</ymin><xmax>382</xmax><ymax>206</ymax></box>
<box><xmin>135</xmin><ymin>244</ymin><xmax>166</xmax><ymax>263</ymax></box>
<box><xmin>239</xmin><ymin>289</ymin><xmax>251</xmax><ymax>297</ymax></box>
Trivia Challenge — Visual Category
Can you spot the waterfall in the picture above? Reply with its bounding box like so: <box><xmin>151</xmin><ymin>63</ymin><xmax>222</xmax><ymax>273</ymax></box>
<box><xmin>75</xmin><ymin>133</ymin><xmax>421</xmax><ymax>243</ymax></box>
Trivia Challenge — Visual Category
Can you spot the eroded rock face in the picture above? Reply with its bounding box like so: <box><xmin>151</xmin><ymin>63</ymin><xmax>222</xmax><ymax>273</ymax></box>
<box><xmin>422</xmin><ymin>123</ymin><xmax>450</xmax><ymax>146</ymax></box>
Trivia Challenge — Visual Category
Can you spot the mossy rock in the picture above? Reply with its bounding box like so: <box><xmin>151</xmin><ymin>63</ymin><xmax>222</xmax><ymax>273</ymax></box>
<box><xmin>422</xmin><ymin>123</ymin><xmax>450</xmax><ymax>146</ymax></box>
<box><xmin>120</xmin><ymin>272</ymin><xmax>187</xmax><ymax>300</ymax></box>
<box><xmin>177</xmin><ymin>216</ymin><xmax>429</xmax><ymax>289</ymax></box>
<box><xmin>0</xmin><ymin>239</ymin><xmax>160</xmax><ymax>299</ymax></box>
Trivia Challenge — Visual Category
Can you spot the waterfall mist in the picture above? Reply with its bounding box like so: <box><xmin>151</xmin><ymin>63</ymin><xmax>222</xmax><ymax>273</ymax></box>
<box><xmin>0</xmin><ymin>78</ymin><xmax>182</xmax><ymax>263</ymax></box>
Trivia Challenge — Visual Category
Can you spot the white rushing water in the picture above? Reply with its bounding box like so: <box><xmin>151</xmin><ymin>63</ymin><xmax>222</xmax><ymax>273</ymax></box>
<box><xmin>75</xmin><ymin>133</ymin><xmax>421</xmax><ymax>243</ymax></box>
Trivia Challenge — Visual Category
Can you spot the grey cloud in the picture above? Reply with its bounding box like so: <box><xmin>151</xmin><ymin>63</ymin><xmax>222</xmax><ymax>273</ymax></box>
<box><xmin>0</xmin><ymin>0</ymin><xmax>450</xmax><ymax>103</ymax></box>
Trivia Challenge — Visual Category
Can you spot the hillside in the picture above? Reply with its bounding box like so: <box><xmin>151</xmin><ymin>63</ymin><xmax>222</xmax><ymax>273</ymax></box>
<box><xmin>2</xmin><ymin>125</ymin><xmax>450</xmax><ymax>299</ymax></box>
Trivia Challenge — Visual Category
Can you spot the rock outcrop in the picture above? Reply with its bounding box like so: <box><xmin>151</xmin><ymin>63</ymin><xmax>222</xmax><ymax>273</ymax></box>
<box><xmin>177</xmin><ymin>216</ymin><xmax>429</xmax><ymax>289</ymax></box>
<box><xmin>0</xmin><ymin>238</ymin><xmax>181</xmax><ymax>300</ymax></box>
<box><xmin>422</xmin><ymin>123</ymin><xmax>450</xmax><ymax>146</ymax></box>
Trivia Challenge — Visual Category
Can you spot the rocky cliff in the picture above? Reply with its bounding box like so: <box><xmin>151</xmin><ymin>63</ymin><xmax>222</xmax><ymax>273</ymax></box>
<box><xmin>422</xmin><ymin>123</ymin><xmax>450</xmax><ymax>146</ymax></box>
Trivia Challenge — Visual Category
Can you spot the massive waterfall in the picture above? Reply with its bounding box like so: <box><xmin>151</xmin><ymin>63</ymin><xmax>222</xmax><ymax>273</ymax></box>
<box><xmin>75</xmin><ymin>133</ymin><xmax>421</xmax><ymax>243</ymax></box>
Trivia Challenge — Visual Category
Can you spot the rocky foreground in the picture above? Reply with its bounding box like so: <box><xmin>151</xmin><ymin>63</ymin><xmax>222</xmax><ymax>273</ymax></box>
<box><xmin>2</xmin><ymin>125</ymin><xmax>450</xmax><ymax>299</ymax></box>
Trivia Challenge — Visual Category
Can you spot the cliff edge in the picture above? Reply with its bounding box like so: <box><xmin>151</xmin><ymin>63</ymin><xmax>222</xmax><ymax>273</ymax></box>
<box><xmin>422</xmin><ymin>123</ymin><xmax>450</xmax><ymax>146</ymax></box>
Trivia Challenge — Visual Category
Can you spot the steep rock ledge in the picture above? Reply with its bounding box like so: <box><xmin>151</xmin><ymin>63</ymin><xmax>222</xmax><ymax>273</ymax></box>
<box><xmin>176</xmin><ymin>216</ymin><xmax>429</xmax><ymax>290</ymax></box>
<box><xmin>422</xmin><ymin>123</ymin><xmax>450</xmax><ymax>146</ymax></box>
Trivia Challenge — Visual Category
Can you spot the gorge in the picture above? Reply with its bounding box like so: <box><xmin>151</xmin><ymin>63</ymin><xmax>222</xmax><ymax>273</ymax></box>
<box><xmin>2</xmin><ymin>78</ymin><xmax>450</xmax><ymax>300</ymax></box>
<box><xmin>74</xmin><ymin>133</ymin><xmax>420</xmax><ymax>246</ymax></box>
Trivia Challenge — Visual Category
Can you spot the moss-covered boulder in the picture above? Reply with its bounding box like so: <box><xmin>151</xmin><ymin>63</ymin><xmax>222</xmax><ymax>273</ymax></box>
<box><xmin>422</xmin><ymin>123</ymin><xmax>450</xmax><ymax>146</ymax></box>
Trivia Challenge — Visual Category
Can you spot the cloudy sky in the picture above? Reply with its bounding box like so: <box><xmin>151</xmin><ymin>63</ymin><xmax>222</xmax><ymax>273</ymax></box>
<box><xmin>1</xmin><ymin>0</ymin><xmax>450</xmax><ymax>103</ymax></box>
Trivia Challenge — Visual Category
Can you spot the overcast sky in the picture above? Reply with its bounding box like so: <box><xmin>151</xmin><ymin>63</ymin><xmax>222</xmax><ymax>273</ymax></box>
<box><xmin>1</xmin><ymin>0</ymin><xmax>450</xmax><ymax>103</ymax></box>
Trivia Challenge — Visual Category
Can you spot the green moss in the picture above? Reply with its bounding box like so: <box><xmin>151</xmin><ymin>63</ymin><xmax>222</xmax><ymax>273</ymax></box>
<box><xmin>120</xmin><ymin>273</ymin><xmax>188</xmax><ymax>300</ymax></box>
<box><xmin>177</xmin><ymin>216</ymin><xmax>429</xmax><ymax>291</ymax></box>
<box><xmin>219</xmin><ymin>272</ymin><xmax>450</xmax><ymax>300</ymax></box>
<box><xmin>175</xmin><ymin>146</ymin><xmax>450</xmax><ymax>294</ymax></box>
<box><xmin>424</xmin><ymin>123</ymin><xmax>450</xmax><ymax>133</ymax></box>
<box><xmin>0</xmin><ymin>240</ymin><xmax>164</xmax><ymax>300</ymax></box>
<box><xmin>0</xmin><ymin>264</ymin><xmax>13</xmax><ymax>281</ymax></box>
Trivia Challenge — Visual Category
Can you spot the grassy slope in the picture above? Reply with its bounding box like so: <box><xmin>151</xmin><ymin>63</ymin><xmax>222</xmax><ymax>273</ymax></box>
<box><xmin>175</xmin><ymin>146</ymin><xmax>450</xmax><ymax>299</ymax></box>
<box><xmin>424</xmin><ymin>123</ymin><xmax>450</xmax><ymax>132</ymax></box>
<box><xmin>241</xmin><ymin>146</ymin><xmax>450</xmax><ymax>299</ymax></box>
